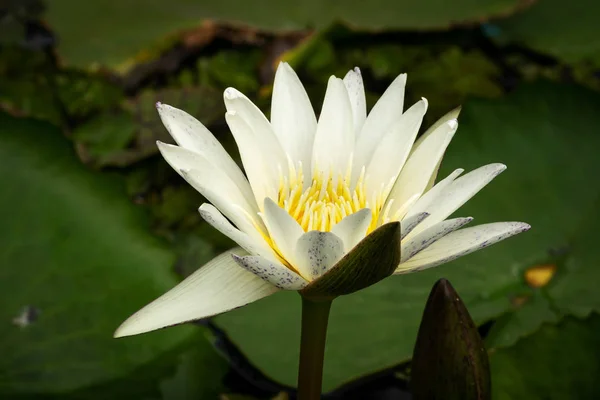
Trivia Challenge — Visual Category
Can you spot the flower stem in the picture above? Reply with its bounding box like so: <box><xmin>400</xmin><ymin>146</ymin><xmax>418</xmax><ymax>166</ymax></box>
<box><xmin>297</xmin><ymin>295</ymin><xmax>333</xmax><ymax>400</ymax></box>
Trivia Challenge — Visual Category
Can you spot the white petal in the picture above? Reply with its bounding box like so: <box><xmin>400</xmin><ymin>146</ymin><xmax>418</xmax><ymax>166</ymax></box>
<box><xmin>413</xmin><ymin>106</ymin><xmax>462</xmax><ymax>192</ymax></box>
<box><xmin>156</xmin><ymin>103</ymin><xmax>252</xmax><ymax>205</ymax></box>
<box><xmin>411</xmin><ymin>164</ymin><xmax>507</xmax><ymax>235</ymax></box>
<box><xmin>353</xmin><ymin>73</ymin><xmax>406</xmax><ymax>178</ymax></box>
<box><xmin>271</xmin><ymin>62</ymin><xmax>317</xmax><ymax>180</ymax></box>
<box><xmin>157</xmin><ymin>142</ymin><xmax>256</xmax><ymax>209</ymax></box>
<box><xmin>224</xmin><ymin>88</ymin><xmax>288</xmax><ymax>204</ymax></box>
<box><xmin>406</xmin><ymin>168</ymin><xmax>464</xmax><ymax>218</ymax></box>
<box><xmin>395</xmin><ymin>222</ymin><xmax>531</xmax><ymax>274</ymax></box>
<box><xmin>199</xmin><ymin>203</ymin><xmax>274</xmax><ymax>260</ymax></box>
<box><xmin>343</xmin><ymin>67</ymin><xmax>366</xmax><ymax>137</ymax></box>
<box><xmin>386</xmin><ymin>119</ymin><xmax>458</xmax><ymax>218</ymax></box>
<box><xmin>180</xmin><ymin>168</ymin><xmax>263</xmax><ymax>235</ymax></box>
<box><xmin>415</xmin><ymin>106</ymin><xmax>462</xmax><ymax>149</ymax></box>
<box><xmin>232</xmin><ymin>254</ymin><xmax>308</xmax><ymax>290</ymax></box>
<box><xmin>312</xmin><ymin>76</ymin><xmax>354</xmax><ymax>181</ymax></box>
<box><xmin>294</xmin><ymin>231</ymin><xmax>345</xmax><ymax>280</ymax></box>
<box><xmin>224</xmin><ymin>88</ymin><xmax>287</xmax><ymax>164</ymax></box>
<box><xmin>225</xmin><ymin>111</ymin><xmax>277</xmax><ymax>207</ymax></box>
<box><xmin>114</xmin><ymin>248</ymin><xmax>278</xmax><ymax>337</ymax></box>
<box><xmin>157</xmin><ymin>142</ymin><xmax>261</xmax><ymax>228</ymax></box>
<box><xmin>365</xmin><ymin>98</ymin><xmax>428</xmax><ymax>197</ymax></box>
<box><xmin>331</xmin><ymin>208</ymin><xmax>372</xmax><ymax>252</ymax></box>
<box><xmin>262</xmin><ymin>198</ymin><xmax>304</xmax><ymax>264</ymax></box>
<box><xmin>401</xmin><ymin>217</ymin><xmax>473</xmax><ymax>262</ymax></box>
<box><xmin>400</xmin><ymin>212</ymin><xmax>429</xmax><ymax>239</ymax></box>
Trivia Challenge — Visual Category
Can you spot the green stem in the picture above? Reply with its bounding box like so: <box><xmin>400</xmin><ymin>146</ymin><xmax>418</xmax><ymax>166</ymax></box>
<box><xmin>297</xmin><ymin>295</ymin><xmax>333</xmax><ymax>400</ymax></box>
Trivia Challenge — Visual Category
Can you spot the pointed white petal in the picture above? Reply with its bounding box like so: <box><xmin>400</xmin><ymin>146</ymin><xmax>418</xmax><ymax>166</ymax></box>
<box><xmin>180</xmin><ymin>169</ymin><xmax>263</xmax><ymax>236</ymax></box>
<box><xmin>312</xmin><ymin>76</ymin><xmax>354</xmax><ymax>180</ymax></box>
<box><xmin>262</xmin><ymin>198</ymin><xmax>304</xmax><ymax>263</ymax></box>
<box><xmin>114</xmin><ymin>249</ymin><xmax>278</xmax><ymax>337</ymax></box>
<box><xmin>199</xmin><ymin>203</ymin><xmax>274</xmax><ymax>260</ymax></box>
<box><xmin>158</xmin><ymin>143</ymin><xmax>262</xmax><ymax>231</ymax></box>
<box><xmin>225</xmin><ymin>111</ymin><xmax>277</xmax><ymax>207</ymax></box>
<box><xmin>413</xmin><ymin>106</ymin><xmax>462</xmax><ymax>192</ymax></box>
<box><xmin>343</xmin><ymin>67</ymin><xmax>366</xmax><ymax>137</ymax></box>
<box><xmin>271</xmin><ymin>62</ymin><xmax>317</xmax><ymax>179</ymax></box>
<box><xmin>156</xmin><ymin>103</ymin><xmax>253</xmax><ymax>205</ymax></box>
<box><xmin>157</xmin><ymin>142</ymin><xmax>256</xmax><ymax>211</ymax></box>
<box><xmin>400</xmin><ymin>212</ymin><xmax>429</xmax><ymax>239</ymax></box>
<box><xmin>331</xmin><ymin>208</ymin><xmax>372</xmax><ymax>252</ymax></box>
<box><xmin>366</xmin><ymin>98</ymin><xmax>428</xmax><ymax>197</ymax></box>
<box><xmin>224</xmin><ymin>88</ymin><xmax>287</xmax><ymax>164</ymax></box>
<box><xmin>401</xmin><ymin>217</ymin><xmax>473</xmax><ymax>262</ymax></box>
<box><xmin>411</xmin><ymin>164</ymin><xmax>507</xmax><ymax>235</ymax></box>
<box><xmin>415</xmin><ymin>106</ymin><xmax>462</xmax><ymax>150</ymax></box>
<box><xmin>294</xmin><ymin>231</ymin><xmax>345</xmax><ymax>280</ymax></box>
<box><xmin>386</xmin><ymin>119</ymin><xmax>458</xmax><ymax>218</ymax></box>
<box><xmin>353</xmin><ymin>73</ymin><xmax>406</xmax><ymax>178</ymax></box>
<box><xmin>224</xmin><ymin>88</ymin><xmax>287</xmax><ymax>203</ymax></box>
<box><xmin>232</xmin><ymin>254</ymin><xmax>308</xmax><ymax>290</ymax></box>
<box><xmin>406</xmin><ymin>168</ymin><xmax>464</xmax><ymax>218</ymax></box>
<box><xmin>395</xmin><ymin>222</ymin><xmax>531</xmax><ymax>273</ymax></box>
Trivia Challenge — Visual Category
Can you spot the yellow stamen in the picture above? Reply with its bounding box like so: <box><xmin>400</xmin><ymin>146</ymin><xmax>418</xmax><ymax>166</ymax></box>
<box><xmin>256</xmin><ymin>163</ymin><xmax>394</xmax><ymax>277</ymax></box>
<box><xmin>277</xmin><ymin>165</ymin><xmax>384</xmax><ymax>234</ymax></box>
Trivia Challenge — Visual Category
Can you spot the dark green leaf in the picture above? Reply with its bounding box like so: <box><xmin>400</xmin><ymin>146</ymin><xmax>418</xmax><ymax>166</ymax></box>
<box><xmin>485</xmin><ymin>292</ymin><xmax>561</xmax><ymax>349</ymax></box>
<box><xmin>0</xmin><ymin>113</ymin><xmax>227</xmax><ymax>395</ymax></box>
<box><xmin>490</xmin><ymin>315</ymin><xmax>600</xmax><ymax>399</ymax></box>
<box><xmin>45</xmin><ymin>0</ymin><xmax>530</xmax><ymax>69</ymax></box>
<box><xmin>74</xmin><ymin>86</ymin><xmax>224</xmax><ymax>168</ymax></box>
<box><xmin>496</xmin><ymin>0</ymin><xmax>600</xmax><ymax>65</ymax></box>
<box><xmin>73</xmin><ymin>112</ymin><xmax>137</xmax><ymax>164</ymax></box>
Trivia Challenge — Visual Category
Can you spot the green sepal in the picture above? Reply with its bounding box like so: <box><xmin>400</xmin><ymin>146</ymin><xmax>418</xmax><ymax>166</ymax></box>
<box><xmin>300</xmin><ymin>222</ymin><xmax>401</xmax><ymax>301</ymax></box>
<box><xmin>411</xmin><ymin>278</ymin><xmax>491</xmax><ymax>400</ymax></box>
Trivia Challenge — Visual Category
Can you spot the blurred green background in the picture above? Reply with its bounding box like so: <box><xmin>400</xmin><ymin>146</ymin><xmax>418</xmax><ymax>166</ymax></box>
<box><xmin>1</xmin><ymin>0</ymin><xmax>599</xmax><ymax>399</ymax></box>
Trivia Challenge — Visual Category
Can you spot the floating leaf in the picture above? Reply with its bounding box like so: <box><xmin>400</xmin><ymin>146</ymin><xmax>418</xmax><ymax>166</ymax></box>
<box><xmin>495</xmin><ymin>0</ymin><xmax>600</xmax><ymax>65</ymax></box>
<box><xmin>490</xmin><ymin>315</ymin><xmax>600</xmax><ymax>399</ymax></box>
<box><xmin>485</xmin><ymin>292</ymin><xmax>561</xmax><ymax>349</ymax></box>
<box><xmin>0</xmin><ymin>113</ymin><xmax>227</xmax><ymax>396</ymax></box>
<box><xmin>74</xmin><ymin>86</ymin><xmax>223</xmax><ymax>167</ymax></box>
<box><xmin>45</xmin><ymin>0</ymin><xmax>532</xmax><ymax>69</ymax></box>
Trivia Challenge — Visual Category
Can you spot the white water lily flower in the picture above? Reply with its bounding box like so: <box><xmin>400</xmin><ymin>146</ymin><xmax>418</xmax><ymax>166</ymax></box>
<box><xmin>115</xmin><ymin>63</ymin><xmax>529</xmax><ymax>337</ymax></box>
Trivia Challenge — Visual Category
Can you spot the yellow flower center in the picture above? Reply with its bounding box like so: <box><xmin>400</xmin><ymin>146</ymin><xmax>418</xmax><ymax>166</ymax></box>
<box><xmin>276</xmin><ymin>164</ymin><xmax>386</xmax><ymax>234</ymax></box>
<box><xmin>257</xmin><ymin>163</ymin><xmax>403</xmax><ymax>275</ymax></box>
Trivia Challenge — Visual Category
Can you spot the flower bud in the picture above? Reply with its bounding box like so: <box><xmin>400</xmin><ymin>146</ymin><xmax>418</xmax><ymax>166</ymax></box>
<box><xmin>411</xmin><ymin>278</ymin><xmax>491</xmax><ymax>400</ymax></box>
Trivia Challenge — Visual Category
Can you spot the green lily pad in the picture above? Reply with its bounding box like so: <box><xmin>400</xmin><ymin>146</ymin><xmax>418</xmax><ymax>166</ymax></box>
<box><xmin>490</xmin><ymin>315</ymin><xmax>600</xmax><ymax>399</ymax></box>
<box><xmin>484</xmin><ymin>291</ymin><xmax>561</xmax><ymax>349</ymax></box>
<box><xmin>45</xmin><ymin>0</ymin><xmax>529</xmax><ymax>69</ymax></box>
<box><xmin>73</xmin><ymin>112</ymin><xmax>137</xmax><ymax>164</ymax></box>
<box><xmin>0</xmin><ymin>46</ymin><xmax>123</xmax><ymax>127</ymax></box>
<box><xmin>74</xmin><ymin>86</ymin><xmax>223</xmax><ymax>168</ymax></box>
<box><xmin>56</xmin><ymin>334</ymin><xmax>227</xmax><ymax>399</ymax></box>
<box><xmin>495</xmin><ymin>0</ymin><xmax>600</xmax><ymax>65</ymax></box>
<box><xmin>195</xmin><ymin>0</ymin><xmax>528</xmax><ymax>31</ymax></box>
<box><xmin>215</xmin><ymin>81</ymin><xmax>600</xmax><ymax>390</ymax></box>
<box><xmin>0</xmin><ymin>113</ymin><xmax>226</xmax><ymax>395</ymax></box>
